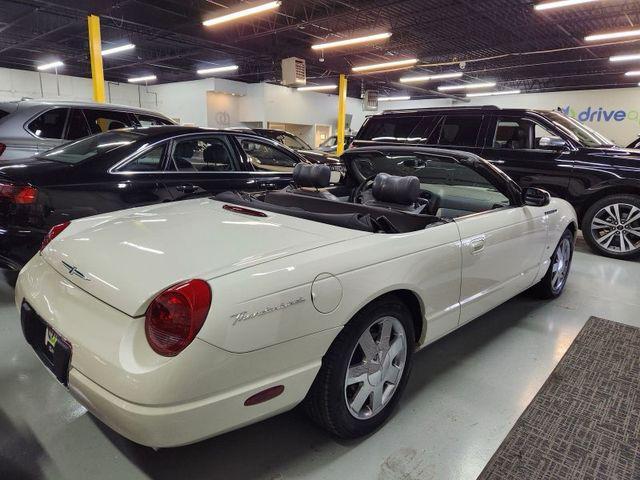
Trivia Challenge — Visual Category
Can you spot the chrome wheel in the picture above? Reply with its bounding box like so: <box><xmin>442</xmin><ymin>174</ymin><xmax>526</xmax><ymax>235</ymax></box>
<box><xmin>590</xmin><ymin>203</ymin><xmax>640</xmax><ymax>254</ymax></box>
<box><xmin>344</xmin><ymin>316</ymin><xmax>407</xmax><ymax>420</ymax></box>
<box><xmin>552</xmin><ymin>237</ymin><xmax>572</xmax><ymax>292</ymax></box>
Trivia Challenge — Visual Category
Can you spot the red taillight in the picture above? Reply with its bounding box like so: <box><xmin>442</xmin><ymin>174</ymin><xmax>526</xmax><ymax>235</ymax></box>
<box><xmin>0</xmin><ymin>143</ymin><xmax>6</xmax><ymax>157</ymax></box>
<box><xmin>40</xmin><ymin>221</ymin><xmax>70</xmax><ymax>252</ymax></box>
<box><xmin>0</xmin><ymin>183</ymin><xmax>38</xmax><ymax>204</ymax></box>
<box><xmin>145</xmin><ymin>279</ymin><xmax>212</xmax><ymax>357</ymax></box>
<box><xmin>15</xmin><ymin>186</ymin><xmax>37</xmax><ymax>204</ymax></box>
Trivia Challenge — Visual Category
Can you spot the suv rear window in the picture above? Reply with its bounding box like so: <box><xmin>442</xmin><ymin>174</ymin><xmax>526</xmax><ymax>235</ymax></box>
<box><xmin>27</xmin><ymin>108</ymin><xmax>69</xmax><ymax>139</ymax></box>
<box><xmin>357</xmin><ymin>116</ymin><xmax>424</xmax><ymax>143</ymax></box>
<box><xmin>438</xmin><ymin>116</ymin><xmax>483</xmax><ymax>146</ymax></box>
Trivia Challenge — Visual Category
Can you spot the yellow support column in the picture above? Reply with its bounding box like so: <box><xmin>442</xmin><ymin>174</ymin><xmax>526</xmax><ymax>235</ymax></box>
<box><xmin>336</xmin><ymin>74</ymin><xmax>348</xmax><ymax>156</ymax></box>
<box><xmin>87</xmin><ymin>15</ymin><xmax>105</xmax><ymax>103</ymax></box>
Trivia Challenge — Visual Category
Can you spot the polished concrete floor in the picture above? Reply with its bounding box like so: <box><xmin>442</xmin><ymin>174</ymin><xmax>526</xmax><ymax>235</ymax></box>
<box><xmin>1</xmin><ymin>235</ymin><xmax>638</xmax><ymax>480</ymax></box>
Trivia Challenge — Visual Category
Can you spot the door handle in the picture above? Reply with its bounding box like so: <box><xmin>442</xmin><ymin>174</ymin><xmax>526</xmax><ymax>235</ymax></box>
<box><xmin>176</xmin><ymin>184</ymin><xmax>198</xmax><ymax>194</ymax></box>
<box><xmin>488</xmin><ymin>159</ymin><xmax>505</xmax><ymax>165</ymax></box>
<box><xmin>470</xmin><ymin>236</ymin><xmax>486</xmax><ymax>255</ymax></box>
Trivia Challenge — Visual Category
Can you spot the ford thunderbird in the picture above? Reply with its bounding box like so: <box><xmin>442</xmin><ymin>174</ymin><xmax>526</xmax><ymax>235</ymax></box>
<box><xmin>16</xmin><ymin>146</ymin><xmax>577</xmax><ymax>447</ymax></box>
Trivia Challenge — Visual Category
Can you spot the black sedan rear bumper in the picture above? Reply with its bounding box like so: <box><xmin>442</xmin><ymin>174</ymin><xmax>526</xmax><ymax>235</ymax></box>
<box><xmin>0</xmin><ymin>226</ymin><xmax>46</xmax><ymax>271</ymax></box>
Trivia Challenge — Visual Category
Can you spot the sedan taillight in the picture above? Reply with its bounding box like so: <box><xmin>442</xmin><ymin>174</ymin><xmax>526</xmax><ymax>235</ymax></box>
<box><xmin>145</xmin><ymin>279</ymin><xmax>212</xmax><ymax>357</ymax></box>
<box><xmin>0</xmin><ymin>182</ymin><xmax>38</xmax><ymax>204</ymax></box>
<box><xmin>40</xmin><ymin>221</ymin><xmax>71</xmax><ymax>252</ymax></box>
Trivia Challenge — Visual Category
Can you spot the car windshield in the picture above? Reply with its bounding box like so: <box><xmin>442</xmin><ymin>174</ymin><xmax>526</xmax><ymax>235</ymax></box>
<box><xmin>39</xmin><ymin>131</ymin><xmax>142</xmax><ymax>164</ymax></box>
<box><xmin>544</xmin><ymin>111</ymin><xmax>615</xmax><ymax>148</ymax></box>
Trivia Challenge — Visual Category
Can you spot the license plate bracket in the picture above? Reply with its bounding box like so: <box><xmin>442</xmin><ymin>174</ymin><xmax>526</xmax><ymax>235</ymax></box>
<box><xmin>21</xmin><ymin>302</ymin><xmax>72</xmax><ymax>386</ymax></box>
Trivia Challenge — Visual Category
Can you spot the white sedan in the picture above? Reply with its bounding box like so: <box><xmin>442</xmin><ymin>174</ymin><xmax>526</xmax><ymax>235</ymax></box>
<box><xmin>16</xmin><ymin>146</ymin><xmax>577</xmax><ymax>448</ymax></box>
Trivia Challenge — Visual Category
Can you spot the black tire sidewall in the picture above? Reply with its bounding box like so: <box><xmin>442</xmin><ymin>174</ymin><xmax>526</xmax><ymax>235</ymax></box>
<box><xmin>537</xmin><ymin>229</ymin><xmax>574</xmax><ymax>299</ymax></box>
<box><xmin>323</xmin><ymin>298</ymin><xmax>415</xmax><ymax>438</ymax></box>
<box><xmin>582</xmin><ymin>194</ymin><xmax>640</xmax><ymax>259</ymax></box>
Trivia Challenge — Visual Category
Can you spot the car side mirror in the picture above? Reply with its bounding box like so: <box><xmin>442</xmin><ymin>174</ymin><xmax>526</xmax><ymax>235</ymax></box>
<box><xmin>523</xmin><ymin>187</ymin><xmax>551</xmax><ymax>207</ymax></box>
<box><xmin>538</xmin><ymin>137</ymin><xmax>567</xmax><ymax>150</ymax></box>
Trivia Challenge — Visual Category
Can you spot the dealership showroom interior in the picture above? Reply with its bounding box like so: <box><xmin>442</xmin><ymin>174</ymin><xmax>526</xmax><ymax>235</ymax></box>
<box><xmin>2</xmin><ymin>0</ymin><xmax>640</xmax><ymax>479</ymax></box>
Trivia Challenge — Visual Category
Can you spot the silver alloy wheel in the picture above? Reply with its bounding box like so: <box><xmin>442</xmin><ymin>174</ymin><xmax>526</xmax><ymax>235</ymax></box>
<box><xmin>590</xmin><ymin>203</ymin><xmax>640</xmax><ymax>254</ymax></box>
<box><xmin>552</xmin><ymin>237</ymin><xmax>572</xmax><ymax>292</ymax></box>
<box><xmin>344</xmin><ymin>316</ymin><xmax>407</xmax><ymax>420</ymax></box>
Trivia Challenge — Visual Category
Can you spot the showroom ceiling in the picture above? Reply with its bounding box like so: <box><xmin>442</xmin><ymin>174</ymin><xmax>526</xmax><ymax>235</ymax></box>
<box><xmin>0</xmin><ymin>0</ymin><xmax>639</xmax><ymax>99</ymax></box>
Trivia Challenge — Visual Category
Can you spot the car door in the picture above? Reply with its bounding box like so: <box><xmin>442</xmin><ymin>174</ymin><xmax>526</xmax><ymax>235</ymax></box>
<box><xmin>448</xmin><ymin>163</ymin><xmax>549</xmax><ymax>325</ymax></box>
<box><xmin>161</xmin><ymin>133</ymin><xmax>265</xmax><ymax>200</ymax></box>
<box><xmin>480</xmin><ymin>114</ymin><xmax>576</xmax><ymax>199</ymax></box>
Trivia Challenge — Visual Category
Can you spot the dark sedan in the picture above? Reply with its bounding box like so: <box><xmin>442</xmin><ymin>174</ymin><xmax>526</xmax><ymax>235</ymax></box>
<box><xmin>0</xmin><ymin>126</ymin><xmax>307</xmax><ymax>271</ymax></box>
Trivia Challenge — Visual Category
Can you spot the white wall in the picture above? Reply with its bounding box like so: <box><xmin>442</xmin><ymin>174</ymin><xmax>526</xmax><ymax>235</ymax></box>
<box><xmin>0</xmin><ymin>66</ymin><xmax>157</xmax><ymax>109</ymax></box>
<box><xmin>377</xmin><ymin>87</ymin><xmax>640</xmax><ymax>146</ymax></box>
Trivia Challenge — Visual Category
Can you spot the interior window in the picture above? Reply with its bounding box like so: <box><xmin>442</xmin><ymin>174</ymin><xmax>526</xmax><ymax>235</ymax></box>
<box><xmin>170</xmin><ymin>137</ymin><xmax>235</xmax><ymax>172</ymax></box>
<box><xmin>118</xmin><ymin>145</ymin><xmax>165</xmax><ymax>172</ymax></box>
<box><xmin>240</xmin><ymin>139</ymin><xmax>298</xmax><ymax>172</ymax></box>
<box><xmin>27</xmin><ymin>108</ymin><xmax>69</xmax><ymax>139</ymax></box>
<box><xmin>494</xmin><ymin>117</ymin><xmax>564</xmax><ymax>151</ymax></box>
<box><xmin>135</xmin><ymin>114</ymin><xmax>173</xmax><ymax>127</ymax></box>
<box><xmin>437</xmin><ymin>116</ymin><xmax>482</xmax><ymax>147</ymax></box>
<box><xmin>65</xmin><ymin>109</ymin><xmax>92</xmax><ymax>140</ymax></box>
<box><xmin>83</xmin><ymin>109</ymin><xmax>134</xmax><ymax>134</ymax></box>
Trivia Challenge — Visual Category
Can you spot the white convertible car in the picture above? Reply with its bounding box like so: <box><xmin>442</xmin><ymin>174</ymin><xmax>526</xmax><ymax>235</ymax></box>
<box><xmin>16</xmin><ymin>146</ymin><xmax>577</xmax><ymax>448</ymax></box>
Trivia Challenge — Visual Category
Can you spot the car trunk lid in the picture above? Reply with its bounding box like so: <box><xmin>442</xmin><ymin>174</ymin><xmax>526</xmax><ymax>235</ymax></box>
<box><xmin>41</xmin><ymin>198</ymin><xmax>368</xmax><ymax>316</ymax></box>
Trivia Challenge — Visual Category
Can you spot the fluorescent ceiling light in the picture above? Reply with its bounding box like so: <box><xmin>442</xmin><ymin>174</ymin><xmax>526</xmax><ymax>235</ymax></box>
<box><xmin>197</xmin><ymin>65</ymin><xmax>239</xmax><ymax>75</ymax></box>
<box><xmin>585</xmin><ymin>29</ymin><xmax>640</xmax><ymax>42</ymax></box>
<box><xmin>312</xmin><ymin>32</ymin><xmax>392</xmax><ymax>50</ymax></box>
<box><xmin>625</xmin><ymin>71</ymin><xmax>640</xmax><ymax>77</ymax></box>
<box><xmin>610</xmin><ymin>53</ymin><xmax>640</xmax><ymax>63</ymax></box>
<box><xmin>352</xmin><ymin>58</ymin><xmax>418</xmax><ymax>73</ymax></box>
<box><xmin>128</xmin><ymin>75</ymin><xmax>157</xmax><ymax>83</ymax></box>
<box><xmin>400</xmin><ymin>72</ymin><xmax>463</xmax><ymax>83</ymax></box>
<box><xmin>297</xmin><ymin>85</ymin><xmax>337</xmax><ymax>91</ymax></box>
<box><xmin>37</xmin><ymin>60</ymin><xmax>63</xmax><ymax>71</ymax></box>
<box><xmin>102</xmin><ymin>43</ymin><xmax>135</xmax><ymax>56</ymax></box>
<box><xmin>203</xmin><ymin>1</ymin><xmax>281</xmax><ymax>27</ymax></box>
<box><xmin>378</xmin><ymin>96</ymin><xmax>411</xmax><ymax>101</ymax></box>
<box><xmin>535</xmin><ymin>0</ymin><xmax>599</xmax><ymax>11</ymax></box>
<box><xmin>467</xmin><ymin>89</ymin><xmax>522</xmax><ymax>98</ymax></box>
<box><xmin>438</xmin><ymin>82</ymin><xmax>497</xmax><ymax>92</ymax></box>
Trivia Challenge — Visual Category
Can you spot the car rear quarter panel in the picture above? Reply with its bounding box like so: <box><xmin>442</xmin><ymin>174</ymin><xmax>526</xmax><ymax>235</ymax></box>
<box><xmin>198</xmin><ymin>221</ymin><xmax>463</xmax><ymax>353</ymax></box>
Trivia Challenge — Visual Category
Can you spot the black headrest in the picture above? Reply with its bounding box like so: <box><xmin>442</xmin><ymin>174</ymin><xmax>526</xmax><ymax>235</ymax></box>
<box><xmin>293</xmin><ymin>163</ymin><xmax>331</xmax><ymax>188</ymax></box>
<box><xmin>203</xmin><ymin>144</ymin><xmax>228</xmax><ymax>163</ymax></box>
<box><xmin>175</xmin><ymin>142</ymin><xmax>195</xmax><ymax>159</ymax></box>
<box><xmin>372</xmin><ymin>173</ymin><xmax>420</xmax><ymax>205</ymax></box>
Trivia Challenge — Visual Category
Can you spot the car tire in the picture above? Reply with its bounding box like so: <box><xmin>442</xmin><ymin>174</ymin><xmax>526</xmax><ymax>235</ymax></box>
<box><xmin>304</xmin><ymin>295</ymin><xmax>415</xmax><ymax>439</ymax></box>
<box><xmin>533</xmin><ymin>229</ymin><xmax>574</xmax><ymax>299</ymax></box>
<box><xmin>581</xmin><ymin>194</ymin><xmax>640</xmax><ymax>260</ymax></box>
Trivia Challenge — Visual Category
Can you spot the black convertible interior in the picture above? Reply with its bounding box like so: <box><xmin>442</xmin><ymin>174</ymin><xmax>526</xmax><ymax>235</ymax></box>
<box><xmin>216</xmin><ymin>157</ymin><xmax>512</xmax><ymax>234</ymax></box>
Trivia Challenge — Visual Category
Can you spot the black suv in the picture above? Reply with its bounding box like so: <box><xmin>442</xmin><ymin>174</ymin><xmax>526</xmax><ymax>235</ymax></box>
<box><xmin>353</xmin><ymin>106</ymin><xmax>640</xmax><ymax>260</ymax></box>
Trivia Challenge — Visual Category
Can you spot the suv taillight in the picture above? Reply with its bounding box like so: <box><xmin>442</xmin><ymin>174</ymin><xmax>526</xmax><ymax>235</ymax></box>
<box><xmin>145</xmin><ymin>279</ymin><xmax>212</xmax><ymax>357</ymax></box>
<box><xmin>0</xmin><ymin>182</ymin><xmax>38</xmax><ymax>204</ymax></box>
<box><xmin>40</xmin><ymin>221</ymin><xmax>70</xmax><ymax>252</ymax></box>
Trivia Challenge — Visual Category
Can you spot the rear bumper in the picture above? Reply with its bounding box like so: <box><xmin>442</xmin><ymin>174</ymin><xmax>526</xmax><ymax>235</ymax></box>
<box><xmin>68</xmin><ymin>361</ymin><xmax>319</xmax><ymax>448</ymax></box>
<box><xmin>0</xmin><ymin>225</ymin><xmax>45</xmax><ymax>270</ymax></box>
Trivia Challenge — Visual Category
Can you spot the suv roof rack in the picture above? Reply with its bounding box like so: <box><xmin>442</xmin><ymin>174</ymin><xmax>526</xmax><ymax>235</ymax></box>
<box><xmin>381</xmin><ymin>105</ymin><xmax>501</xmax><ymax>114</ymax></box>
